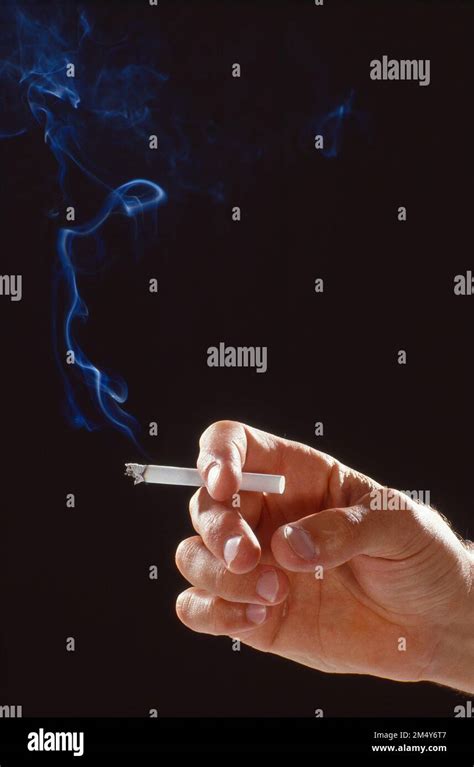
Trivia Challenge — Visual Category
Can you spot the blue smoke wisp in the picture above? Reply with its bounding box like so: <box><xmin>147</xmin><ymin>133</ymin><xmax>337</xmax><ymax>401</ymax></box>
<box><xmin>0</xmin><ymin>3</ymin><xmax>169</xmax><ymax>445</ymax></box>
<box><xmin>55</xmin><ymin>180</ymin><xmax>166</xmax><ymax>446</ymax></box>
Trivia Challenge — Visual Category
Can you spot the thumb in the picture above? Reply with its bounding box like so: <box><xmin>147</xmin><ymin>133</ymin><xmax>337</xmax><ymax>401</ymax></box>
<box><xmin>271</xmin><ymin>492</ymin><xmax>423</xmax><ymax>572</ymax></box>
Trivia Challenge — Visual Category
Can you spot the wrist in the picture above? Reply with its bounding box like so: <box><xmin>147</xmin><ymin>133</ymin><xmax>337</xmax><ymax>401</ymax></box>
<box><xmin>427</xmin><ymin>547</ymin><xmax>474</xmax><ymax>694</ymax></box>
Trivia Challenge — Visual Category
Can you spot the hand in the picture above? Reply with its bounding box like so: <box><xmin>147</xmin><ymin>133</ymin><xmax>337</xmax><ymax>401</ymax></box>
<box><xmin>175</xmin><ymin>421</ymin><xmax>474</xmax><ymax>692</ymax></box>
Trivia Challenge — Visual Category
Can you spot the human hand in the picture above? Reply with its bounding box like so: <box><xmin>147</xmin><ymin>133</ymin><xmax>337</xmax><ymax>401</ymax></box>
<box><xmin>175</xmin><ymin>421</ymin><xmax>474</xmax><ymax>693</ymax></box>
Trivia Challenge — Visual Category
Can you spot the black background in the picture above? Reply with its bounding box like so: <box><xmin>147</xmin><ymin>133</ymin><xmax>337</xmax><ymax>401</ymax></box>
<box><xmin>0</xmin><ymin>0</ymin><xmax>472</xmax><ymax>717</ymax></box>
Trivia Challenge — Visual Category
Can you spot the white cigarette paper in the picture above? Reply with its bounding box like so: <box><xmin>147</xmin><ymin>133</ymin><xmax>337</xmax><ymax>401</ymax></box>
<box><xmin>125</xmin><ymin>464</ymin><xmax>285</xmax><ymax>494</ymax></box>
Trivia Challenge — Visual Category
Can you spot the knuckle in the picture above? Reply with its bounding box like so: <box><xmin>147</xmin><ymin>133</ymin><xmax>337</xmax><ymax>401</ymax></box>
<box><xmin>216</xmin><ymin>566</ymin><xmax>253</xmax><ymax>600</ymax></box>
<box><xmin>207</xmin><ymin>595</ymin><xmax>224</xmax><ymax>635</ymax></box>
<box><xmin>211</xmin><ymin>598</ymin><xmax>234</xmax><ymax>636</ymax></box>
<box><xmin>189</xmin><ymin>486</ymin><xmax>208</xmax><ymax>520</ymax></box>
<box><xmin>199</xmin><ymin>420</ymin><xmax>228</xmax><ymax>446</ymax></box>
<box><xmin>213</xmin><ymin>419</ymin><xmax>238</xmax><ymax>432</ymax></box>
<box><xmin>201</xmin><ymin>511</ymin><xmax>224</xmax><ymax>549</ymax></box>
<box><xmin>334</xmin><ymin>507</ymin><xmax>361</xmax><ymax>541</ymax></box>
<box><xmin>213</xmin><ymin>564</ymin><xmax>230</xmax><ymax>594</ymax></box>
<box><xmin>199</xmin><ymin>420</ymin><xmax>240</xmax><ymax>449</ymax></box>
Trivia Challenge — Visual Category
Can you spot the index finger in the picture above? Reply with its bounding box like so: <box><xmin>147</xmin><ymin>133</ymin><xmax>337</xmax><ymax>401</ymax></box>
<box><xmin>197</xmin><ymin>420</ymin><xmax>283</xmax><ymax>502</ymax></box>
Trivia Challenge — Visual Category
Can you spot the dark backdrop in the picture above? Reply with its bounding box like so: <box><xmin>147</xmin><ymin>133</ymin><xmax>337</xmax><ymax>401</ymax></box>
<box><xmin>0</xmin><ymin>0</ymin><xmax>472</xmax><ymax>716</ymax></box>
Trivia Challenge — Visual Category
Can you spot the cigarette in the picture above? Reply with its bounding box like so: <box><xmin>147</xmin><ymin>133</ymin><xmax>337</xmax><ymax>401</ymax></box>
<box><xmin>125</xmin><ymin>464</ymin><xmax>285</xmax><ymax>494</ymax></box>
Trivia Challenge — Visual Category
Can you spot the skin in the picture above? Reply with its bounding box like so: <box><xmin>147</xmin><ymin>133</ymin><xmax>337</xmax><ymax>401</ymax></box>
<box><xmin>175</xmin><ymin>420</ymin><xmax>474</xmax><ymax>693</ymax></box>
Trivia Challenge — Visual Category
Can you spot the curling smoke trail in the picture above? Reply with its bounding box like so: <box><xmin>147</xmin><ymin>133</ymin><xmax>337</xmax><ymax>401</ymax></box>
<box><xmin>0</xmin><ymin>3</ymin><xmax>168</xmax><ymax>444</ymax></box>
<box><xmin>54</xmin><ymin>180</ymin><xmax>166</xmax><ymax>445</ymax></box>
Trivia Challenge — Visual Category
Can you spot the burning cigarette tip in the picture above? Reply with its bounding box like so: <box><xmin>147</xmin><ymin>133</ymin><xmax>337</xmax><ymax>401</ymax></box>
<box><xmin>124</xmin><ymin>463</ymin><xmax>146</xmax><ymax>485</ymax></box>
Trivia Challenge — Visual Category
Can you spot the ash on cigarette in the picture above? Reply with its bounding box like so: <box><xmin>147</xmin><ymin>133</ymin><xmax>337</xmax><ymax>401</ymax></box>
<box><xmin>125</xmin><ymin>463</ymin><xmax>147</xmax><ymax>485</ymax></box>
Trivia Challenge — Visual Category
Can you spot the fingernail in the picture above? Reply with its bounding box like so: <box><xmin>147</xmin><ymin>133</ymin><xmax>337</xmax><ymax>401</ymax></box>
<box><xmin>246</xmin><ymin>604</ymin><xmax>267</xmax><ymax>625</ymax></box>
<box><xmin>284</xmin><ymin>525</ymin><xmax>318</xmax><ymax>560</ymax></box>
<box><xmin>224</xmin><ymin>535</ymin><xmax>243</xmax><ymax>567</ymax></box>
<box><xmin>256</xmin><ymin>570</ymin><xmax>279</xmax><ymax>603</ymax></box>
<box><xmin>207</xmin><ymin>462</ymin><xmax>220</xmax><ymax>492</ymax></box>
